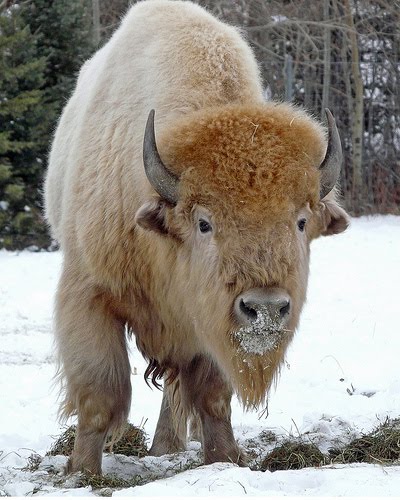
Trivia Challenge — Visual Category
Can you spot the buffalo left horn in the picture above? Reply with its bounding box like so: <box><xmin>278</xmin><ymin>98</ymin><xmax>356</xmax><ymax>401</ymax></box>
<box><xmin>143</xmin><ymin>109</ymin><xmax>179</xmax><ymax>205</ymax></box>
<box><xmin>319</xmin><ymin>109</ymin><xmax>342</xmax><ymax>199</ymax></box>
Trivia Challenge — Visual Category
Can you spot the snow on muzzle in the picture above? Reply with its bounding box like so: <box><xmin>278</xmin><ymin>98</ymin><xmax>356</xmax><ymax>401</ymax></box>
<box><xmin>232</xmin><ymin>287</ymin><xmax>291</xmax><ymax>355</ymax></box>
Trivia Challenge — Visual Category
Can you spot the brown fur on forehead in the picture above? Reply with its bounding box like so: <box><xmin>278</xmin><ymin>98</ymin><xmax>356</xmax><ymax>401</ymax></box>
<box><xmin>159</xmin><ymin>102</ymin><xmax>325</xmax><ymax>220</ymax></box>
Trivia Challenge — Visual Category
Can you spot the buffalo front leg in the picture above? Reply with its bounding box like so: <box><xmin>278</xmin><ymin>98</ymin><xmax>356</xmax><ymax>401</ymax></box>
<box><xmin>55</xmin><ymin>265</ymin><xmax>131</xmax><ymax>474</ymax></box>
<box><xmin>180</xmin><ymin>356</ymin><xmax>246</xmax><ymax>466</ymax></box>
<box><xmin>149</xmin><ymin>378</ymin><xmax>187</xmax><ymax>456</ymax></box>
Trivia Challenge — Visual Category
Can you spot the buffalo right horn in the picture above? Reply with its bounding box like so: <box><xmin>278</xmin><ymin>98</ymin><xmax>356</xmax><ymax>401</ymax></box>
<box><xmin>319</xmin><ymin>109</ymin><xmax>342</xmax><ymax>199</ymax></box>
<box><xmin>143</xmin><ymin>109</ymin><xmax>179</xmax><ymax>205</ymax></box>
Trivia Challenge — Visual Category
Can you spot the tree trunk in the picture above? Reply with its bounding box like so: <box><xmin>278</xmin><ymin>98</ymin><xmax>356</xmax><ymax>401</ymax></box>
<box><xmin>343</xmin><ymin>0</ymin><xmax>364</xmax><ymax>212</ymax></box>
<box><xmin>321</xmin><ymin>0</ymin><xmax>331</xmax><ymax>120</ymax></box>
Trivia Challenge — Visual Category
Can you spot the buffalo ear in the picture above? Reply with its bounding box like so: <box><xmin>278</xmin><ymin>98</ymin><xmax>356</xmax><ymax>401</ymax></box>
<box><xmin>135</xmin><ymin>198</ymin><xmax>169</xmax><ymax>235</ymax></box>
<box><xmin>320</xmin><ymin>196</ymin><xmax>350</xmax><ymax>236</ymax></box>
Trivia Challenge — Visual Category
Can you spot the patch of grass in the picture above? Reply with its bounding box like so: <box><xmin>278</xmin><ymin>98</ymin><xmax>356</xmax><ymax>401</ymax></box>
<box><xmin>69</xmin><ymin>454</ymin><xmax>201</xmax><ymax>492</ymax></box>
<box><xmin>257</xmin><ymin>417</ymin><xmax>400</xmax><ymax>472</ymax></box>
<box><xmin>22</xmin><ymin>453</ymin><xmax>43</xmax><ymax>472</ymax></box>
<box><xmin>47</xmin><ymin>425</ymin><xmax>76</xmax><ymax>456</ymax></box>
<box><xmin>258</xmin><ymin>430</ymin><xmax>279</xmax><ymax>445</ymax></box>
<box><xmin>329</xmin><ymin>417</ymin><xmax>400</xmax><ymax>465</ymax></box>
<box><xmin>47</xmin><ymin>422</ymin><xmax>148</xmax><ymax>458</ymax></box>
<box><xmin>106</xmin><ymin>423</ymin><xmax>148</xmax><ymax>457</ymax></box>
<box><xmin>75</xmin><ymin>472</ymin><xmax>145</xmax><ymax>490</ymax></box>
<box><xmin>245</xmin><ymin>430</ymin><xmax>279</xmax><ymax>463</ymax></box>
<box><xmin>259</xmin><ymin>440</ymin><xmax>326</xmax><ymax>472</ymax></box>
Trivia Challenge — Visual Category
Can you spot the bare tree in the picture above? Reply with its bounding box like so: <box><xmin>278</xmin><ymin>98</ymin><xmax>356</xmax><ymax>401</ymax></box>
<box><xmin>321</xmin><ymin>0</ymin><xmax>331</xmax><ymax>119</ymax></box>
<box><xmin>342</xmin><ymin>0</ymin><xmax>364</xmax><ymax>208</ymax></box>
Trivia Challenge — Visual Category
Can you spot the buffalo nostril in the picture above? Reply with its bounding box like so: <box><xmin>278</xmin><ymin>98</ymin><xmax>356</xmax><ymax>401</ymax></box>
<box><xmin>279</xmin><ymin>300</ymin><xmax>290</xmax><ymax>318</ymax></box>
<box><xmin>239</xmin><ymin>299</ymin><xmax>257</xmax><ymax>321</ymax></box>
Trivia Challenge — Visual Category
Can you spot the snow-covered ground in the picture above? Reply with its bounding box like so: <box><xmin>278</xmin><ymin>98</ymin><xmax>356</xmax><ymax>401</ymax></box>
<box><xmin>1</xmin><ymin>215</ymin><xmax>400</xmax><ymax>496</ymax></box>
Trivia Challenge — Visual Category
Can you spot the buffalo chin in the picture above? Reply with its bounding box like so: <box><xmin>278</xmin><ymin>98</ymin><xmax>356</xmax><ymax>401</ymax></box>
<box><xmin>228</xmin><ymin>330</ymin><xmax>294</xmax><ymax>409</ymax></box>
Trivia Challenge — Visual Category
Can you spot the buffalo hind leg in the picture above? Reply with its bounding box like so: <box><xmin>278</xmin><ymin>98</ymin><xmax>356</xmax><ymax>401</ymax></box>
<box><xmin>180</xmin><ymin>356</ymin><xmax>246</xmax><ymax>466</ymax></box>
<box><xmin>55</xmin><ymin>264</ymin><xmax>131</xmax><ymax>474</ymax></box>
<box><xmin>149</xmin><ymin>378</ymin><xmax>187</xmax><ymax>456</ymax></box>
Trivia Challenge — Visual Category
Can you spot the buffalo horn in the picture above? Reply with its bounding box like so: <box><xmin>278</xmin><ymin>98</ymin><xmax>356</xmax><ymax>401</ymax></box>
<box><xmin>319</xmin><ymin>109</ymin><xmax>342</xmax><ymax>199</ymax></box>
<box><xmin>143</xmin><ymin>109</ymin><xmax>179</xmax><ymax>205</ymax></box>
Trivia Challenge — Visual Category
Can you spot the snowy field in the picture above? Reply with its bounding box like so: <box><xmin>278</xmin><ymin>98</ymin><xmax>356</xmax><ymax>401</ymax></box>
<box><xmin>1</xmin><ymin>215</ymin><xmax>400</xmax><ymax>496</ymax></box>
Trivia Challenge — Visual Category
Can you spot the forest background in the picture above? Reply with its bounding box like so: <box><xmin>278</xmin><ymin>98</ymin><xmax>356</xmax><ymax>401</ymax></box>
<box><xmin>0</xmin><ymin>0</ymin><xmax>398</xmax><ymax>250</ymax></box>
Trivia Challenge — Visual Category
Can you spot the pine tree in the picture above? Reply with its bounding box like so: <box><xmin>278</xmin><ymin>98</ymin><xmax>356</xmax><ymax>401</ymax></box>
<box><xmin>0</xmin><ymin>6</ymin><xmax>50</xmax><ymax>249</ymax></box>
<box><xmin>20</xmin><ymin>0</ymin><xmax>94</xmax><ymax>127</ymax></box>
<box><xmin>0</xmin><ymin>0</ymin><xmax>94</xmax><ymax>249</ymax></box>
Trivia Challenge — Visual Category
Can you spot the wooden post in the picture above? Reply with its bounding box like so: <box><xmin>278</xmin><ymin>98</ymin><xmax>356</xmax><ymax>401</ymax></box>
<box><xmin>284</xmin><ymin>54</ymin><xmax>293</xmax><ymax>102</ymax></box>
<box><xmin>92</xmin><ymin>0</ymin><xmax>101</xmax><ymax>46</ymax></box>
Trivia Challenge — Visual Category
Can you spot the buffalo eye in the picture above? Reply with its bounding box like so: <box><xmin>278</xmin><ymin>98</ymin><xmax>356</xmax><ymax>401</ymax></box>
<box><xmin>199</xmin><ymin>218</ymin><xmax>212</xmax><ymax>234</ymax></box>
<box><xmin>297</xmin><ymin>218</ymin><xmax>307</xmax><ymax>232</ymax></box>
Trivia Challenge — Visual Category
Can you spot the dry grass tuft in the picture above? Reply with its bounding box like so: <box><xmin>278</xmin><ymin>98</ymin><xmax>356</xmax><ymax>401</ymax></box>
<box><xmin>257</xmin><ymin>417</ymin><xmax>400</xmax><ymax>473</ymax></box>
<box><xmin>75</xmin><ymin>472</ymin><xmax>145</xmax><ymax>490</ymax></box>
<box><xmin>47</xmin><ymin>423</ymin><xmax>148</xmax><ymax>458</ymax></box>
<box><xmin>329</xmin><ymin>417</ymin><xmax>400</xmax><ymax>465</ymax></box>
<box><xmin>105</xmin><ymin>423</ymin><xmax>148</xmax><ymax>457</ymax></box>
<box><xmin>47</xmin><ymin>425</ymin><xmax>76</xmax><ymax>456</ymax></box>
<box><xmin>22</xmin><ymin>453</ymin><xmax>43</xmax><ymax>472</ymax></box>
<box><xmin>259</xmin><ymin>440</ymin><xmax>326</xmax><ymax>472</ymax></box>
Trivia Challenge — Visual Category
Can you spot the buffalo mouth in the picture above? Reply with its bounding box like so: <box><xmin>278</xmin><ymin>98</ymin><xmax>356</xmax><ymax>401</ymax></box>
<box><xmin>232</xmin><ymin>304</ymin><xmax>288</xmax><ymax>355</ymax></box>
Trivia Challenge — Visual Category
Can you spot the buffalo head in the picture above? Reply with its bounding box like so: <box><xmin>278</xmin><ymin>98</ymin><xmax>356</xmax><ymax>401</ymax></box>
<box><xmin>136</xmin><ymin>103</ymin><xmax>349</xmax><ymax>405</ymax></box>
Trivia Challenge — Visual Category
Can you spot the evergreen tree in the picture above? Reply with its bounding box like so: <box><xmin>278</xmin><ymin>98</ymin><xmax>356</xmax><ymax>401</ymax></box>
<box><xmin>20</xmin><ymin>0</ymin><xmax>94</xmax><ymax>126</ymax></box>
<box><xmin>0</xmin><ymin>0</ymin><xmax>94</xmax><ymax>249</ymax></box>
<box><xmin>0</xmin><ymin>6</ymin><xmax>50</xmax><ymax>249</ymax></box>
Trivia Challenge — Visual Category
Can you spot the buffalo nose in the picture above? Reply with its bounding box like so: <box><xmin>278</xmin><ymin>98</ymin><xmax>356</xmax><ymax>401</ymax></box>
<box><xmin>234</xmin><ymin>288</ymin><xmax>291</xmax><ymax>326</ymax></box>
